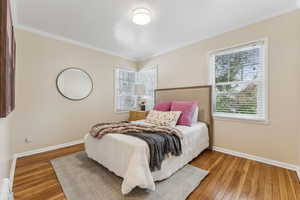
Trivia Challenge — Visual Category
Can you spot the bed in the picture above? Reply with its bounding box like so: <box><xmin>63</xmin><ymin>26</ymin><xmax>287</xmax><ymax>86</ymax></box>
<box><xmin>84</xmin><ymin>86</ymin><xmax>213</xmax><ymax>194</ymax></box>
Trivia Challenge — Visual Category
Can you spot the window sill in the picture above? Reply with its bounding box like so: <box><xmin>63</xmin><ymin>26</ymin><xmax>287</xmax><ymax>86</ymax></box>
<box><xmin>114</xmin><ymin>110</ymin><xmax>130</xmax><ymax>114</ymax></box>
<box><xmin>213</xmin><ymin>115</ymin><xmax>270</xmax><ymax>125</ymax></box>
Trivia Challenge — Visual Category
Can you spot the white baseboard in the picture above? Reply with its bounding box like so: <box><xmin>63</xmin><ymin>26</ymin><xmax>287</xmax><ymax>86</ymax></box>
<box><xmin>297</xmin><ymin>167</ymin><xmax>300</xmax><ymax>182</ymax></box>
<box><xmin>9</xmin><ymin>155</ymin><xmax>17</xmax><ymax>191</ymax></box>
<box><xmin>10</xmin><ymin>139</ymin><xmax>84</xmax><ymax>189</ymax></box>
<box><xmin>213</xmin><ymin>146</ymin><xmax>299</xmax><ymax>173</ymax></box>
<box><xmin>8</xmin><ymin>142</ymin><xmax>300</xmax><ymax>187</ymax></box>
<box><xmin>0</xmin><ymin>178</ymin><xmax>12</xmax><ymax>200</ymax></box>
<box><xmin>15</xmin><ymin>140</ymin><xmax>84</xmax><ymax>158</ymax></box>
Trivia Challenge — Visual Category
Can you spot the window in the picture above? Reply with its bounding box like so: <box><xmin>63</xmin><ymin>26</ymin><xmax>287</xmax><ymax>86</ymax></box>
<box><xmin>138</xmin><ymin>67</ymin><xmax>158</xmax><ymax>110</ymax></box>
<box><xmin>115</xmin><ymin>68</ymin><xmax>136</xmax><ymax>112</ymax></box>
<box><xmin>210</xmin><ymin>40</ymin><xmax>267</xmax><ymax>121</ymax></box>
<box><xmin>115</xmin><ymin>67</ymin><xmax>157</xmax><ymax>112</ymax></box>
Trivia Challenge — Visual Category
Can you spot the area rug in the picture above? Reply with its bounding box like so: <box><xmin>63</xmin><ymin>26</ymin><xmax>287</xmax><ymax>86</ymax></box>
<box><xmin>51</xmin><ymin>152</ymin><xmax>208</xmax><ymax>200</ymax></box>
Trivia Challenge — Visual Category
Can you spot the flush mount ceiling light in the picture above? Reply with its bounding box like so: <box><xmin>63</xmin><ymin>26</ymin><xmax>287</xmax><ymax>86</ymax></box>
<box><xmin>132</xmin><ymin>8</ymin><xmax>152</xmax><ymax>25</ymax></box>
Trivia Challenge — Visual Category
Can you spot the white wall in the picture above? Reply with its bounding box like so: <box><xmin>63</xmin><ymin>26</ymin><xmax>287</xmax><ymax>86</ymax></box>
<box><xmin>0</xmin><ymin>118</ymin><xmax>11</xmax><ymax>179</ymax></box>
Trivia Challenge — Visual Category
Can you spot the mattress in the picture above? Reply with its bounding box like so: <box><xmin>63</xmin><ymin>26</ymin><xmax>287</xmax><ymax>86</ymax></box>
<box><xmin>84</xmin><ymin>120</ymin><xmax>209</xmax><ymax>194</ymax></box>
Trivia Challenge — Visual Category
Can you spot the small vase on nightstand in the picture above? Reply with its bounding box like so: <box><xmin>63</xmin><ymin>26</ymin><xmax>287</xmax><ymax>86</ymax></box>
<box><xmin>140</xmin><ymin>104</ymin><xmax>146</xmax><ymax>111</ymax></box>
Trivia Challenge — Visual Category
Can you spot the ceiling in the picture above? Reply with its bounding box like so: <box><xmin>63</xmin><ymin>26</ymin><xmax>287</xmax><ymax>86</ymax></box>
<box><xmin>14</xmin><ymin>0</ymin><xmax>298</xmax><ymax>61</ymax></box>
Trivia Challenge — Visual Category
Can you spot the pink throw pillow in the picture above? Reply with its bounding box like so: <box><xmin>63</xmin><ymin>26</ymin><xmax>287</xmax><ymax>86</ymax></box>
<box><xmin>153</xmin><ymin>101</ymin><xmax>172</xmax><ymax>111</ymax></box>
<box><xmin>170</xmin><ymin>101</ymin><xmax>198</xmax><ymax>126</ymax></box>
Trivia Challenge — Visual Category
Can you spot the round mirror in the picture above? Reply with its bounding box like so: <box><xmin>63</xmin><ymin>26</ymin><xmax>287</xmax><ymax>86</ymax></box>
<box><xmin>56</xmin><ymin>68</ymin><xmax>93</xmax><ymax>101</ymax></box>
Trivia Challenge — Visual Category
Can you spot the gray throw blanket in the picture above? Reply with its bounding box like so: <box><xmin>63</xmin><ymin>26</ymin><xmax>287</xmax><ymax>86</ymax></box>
<box><xmin>89</xmin><ymin>121</ymin><xmax>183</xmax><ymax>171</ymax></box>
<box><xmin>126</xmin><ymin>132</ymin><xmax>182</xmax><ymax>171</ymax></box>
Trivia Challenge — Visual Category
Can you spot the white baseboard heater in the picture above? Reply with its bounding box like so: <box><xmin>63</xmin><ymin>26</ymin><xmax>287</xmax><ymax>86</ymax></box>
<box><xmin>0</xmin><ymin>179</ymin><xmax>13</xmax><ymax>200</ymax></box>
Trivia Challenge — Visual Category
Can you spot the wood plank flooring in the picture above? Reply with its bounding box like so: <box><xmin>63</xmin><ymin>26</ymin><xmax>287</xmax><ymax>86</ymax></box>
<box><xmin>13</xmin><ymin>144</ymin><xmax>300</xmax><ymax>200</ymax></box>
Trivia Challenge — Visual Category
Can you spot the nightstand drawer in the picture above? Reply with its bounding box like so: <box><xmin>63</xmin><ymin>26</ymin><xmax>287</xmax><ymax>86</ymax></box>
<box><xmin>129</xmin><ymin>111</ymin><xmax>149</xmax><ymax>121</ymax></box>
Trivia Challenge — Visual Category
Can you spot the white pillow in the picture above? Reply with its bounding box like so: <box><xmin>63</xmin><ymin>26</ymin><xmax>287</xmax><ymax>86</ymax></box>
<box><xmin>192</xmin><ymin>107</ymin><xmax>199</xmax><ymax>124</ymax></box>
<box><xmin>146</xmin><ymin>110</ymin><xmax>181</xmax><ymax>127</ymax></box>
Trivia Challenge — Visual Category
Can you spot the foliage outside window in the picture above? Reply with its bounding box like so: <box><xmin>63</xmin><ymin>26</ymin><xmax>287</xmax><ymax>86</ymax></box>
<box><xmin>115</xmin><ymin>67</ymin><xmax>157</xmax><ymax>112</ymax></box>
<box><xmin>210</xmin><ymin>40</ymin><xmax>267</xmax><ymax>121</ymax></box>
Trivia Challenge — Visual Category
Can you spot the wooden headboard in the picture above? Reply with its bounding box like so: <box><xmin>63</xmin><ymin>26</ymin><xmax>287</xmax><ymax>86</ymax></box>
<box><xmin>155</xmin><ymin>85</ymin><xmax>214</xmax><ymax>148</ymax></box>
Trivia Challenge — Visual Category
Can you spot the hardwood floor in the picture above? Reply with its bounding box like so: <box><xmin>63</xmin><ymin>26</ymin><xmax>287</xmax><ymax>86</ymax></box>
<box><xmin>13</xmin><ymin>144</ymin><xmax>300</xmax><ymax>200</ymax></box>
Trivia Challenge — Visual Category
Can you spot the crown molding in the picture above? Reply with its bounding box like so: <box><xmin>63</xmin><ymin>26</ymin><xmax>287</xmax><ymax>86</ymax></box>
<box><xmin>10</xmin><ymin>0</ymin><xmax>298</xmax><ymax>63</ymax></box>
<box><xmin>15</xmin><ymin>25</ymin><xmax>136</xmax><ymax>61</ymax></box>
<box><xmin>138</xmin><ymin>7</ymin><xmax>297</xmax><ymax>62</ymax></box>
<box><xmin>11</xmin><ymin>0</ymin><xmax>136</xmax><ymax>61</ymax></box>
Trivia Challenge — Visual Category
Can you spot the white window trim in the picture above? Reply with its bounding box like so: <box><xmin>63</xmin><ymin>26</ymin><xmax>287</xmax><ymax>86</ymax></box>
<box><xmin>138</xmin><ymin>65</ymin><xmax>158</xmax><ymax>110</ymax></box>
<box><xmin>114</xmin><ymin>66</ymin><xmax>158</xmax><ymax>113</ymax></box>
<box><xmin>138</xmin><ymin>65</ymin><xmax>158</xmax><ymax>89</ymax></box>
<box><xmin>139</xmin><ymin>65</ymin><xmax>158</xmax><ymax>71</ymax></box>
<box><xmin>138</xmin><ymin>65</ymin><xmax>158</xmax><ymax>82</ymax></box>
<box><xmin>114</xmin><ymin>67</ymin><xmax>137</xmax><ymax>113</ymax></box>
<box><xmin>209</xmin><ymin>38</ymin><xmax>269</xmax><ymax>123</ymax></box>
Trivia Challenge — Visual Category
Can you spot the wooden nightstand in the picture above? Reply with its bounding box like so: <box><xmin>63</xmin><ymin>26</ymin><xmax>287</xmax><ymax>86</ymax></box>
<box><xmin>129</xmin><ymin>110</ymin><xmax>149</xmax><ymax>121</ymax></box>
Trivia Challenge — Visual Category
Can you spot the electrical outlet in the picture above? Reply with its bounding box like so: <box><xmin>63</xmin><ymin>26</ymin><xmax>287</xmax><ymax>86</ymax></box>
<box><xmin>25</xmin><ymin>137</ymin><xmax>32</xmax><ymax>144</ymax></box>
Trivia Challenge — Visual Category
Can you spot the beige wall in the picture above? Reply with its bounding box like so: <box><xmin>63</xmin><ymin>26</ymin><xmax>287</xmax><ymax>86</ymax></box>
<box><xmin>9</xmin><ymin>11</ymin><xmax>300</xmax><ymax>166</ymax></box>
<box><xmin>11</xmin><ymin>29</ymin><xmax>136</xmax><ymax>154</ymax></box>
<box><xmin>298</xmin><ymin>136</ymin><xmax>300</xmax><ymax>172</ymax></box>
<box><xmin>140</xmin><ymin>10</ymin><xmax>300</xmax><ymax>165</ymax></box>
<box><xmin>0</xmin><ymin>117</ymin><xmax>11</xmax><ymax>179</ymax></box>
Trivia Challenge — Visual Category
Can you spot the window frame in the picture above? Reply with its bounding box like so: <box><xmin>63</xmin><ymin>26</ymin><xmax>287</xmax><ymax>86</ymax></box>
<box><xmin>114</xmin><ymin>66</ymin><xmax>158</xmax><ymax>113</ymax></box>
<box><xmin>138</xmin><ymin>65</ymin><xmax>158</xmax><ymax>110</ymax></box>
<box><xmin>114</xmin><ymin>67</ymin><xmax>137</xmax><ymax>113</ymax></box>
<box><xmin>209</xmin><ymin>39</ymin><xmax>269</xmax><ymax>123</ymax></box>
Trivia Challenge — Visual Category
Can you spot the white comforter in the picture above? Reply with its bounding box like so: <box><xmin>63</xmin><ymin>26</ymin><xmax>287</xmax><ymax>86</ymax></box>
<box><xmin>84</xmin><ymin>120</ymin><xmax>209</xmax><ymax>194</ymax></box>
